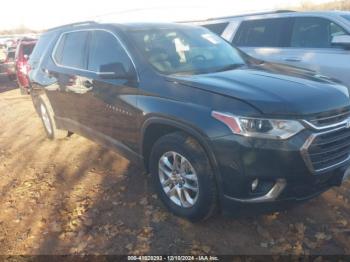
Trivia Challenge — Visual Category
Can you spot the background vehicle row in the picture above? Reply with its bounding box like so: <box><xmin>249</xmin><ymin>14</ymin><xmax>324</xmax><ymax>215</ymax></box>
<box><xmin>191</xmin><ymin>10</ymin><xmax>350</xmax><ymax>87</ymax></box>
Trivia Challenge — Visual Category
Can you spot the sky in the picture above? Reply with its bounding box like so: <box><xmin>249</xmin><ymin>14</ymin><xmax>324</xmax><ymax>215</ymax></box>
<box><xmin>0</xmin><ymin>0</ymin><xmax>334</xmax><ymax>30</ymax></box>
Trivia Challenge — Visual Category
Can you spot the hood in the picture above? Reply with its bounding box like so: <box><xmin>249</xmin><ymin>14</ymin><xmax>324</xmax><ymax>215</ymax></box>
<box><xmin>167</xmin><ymin>63</ymin><xmax>350</xmax><ymax>116</ymax></box>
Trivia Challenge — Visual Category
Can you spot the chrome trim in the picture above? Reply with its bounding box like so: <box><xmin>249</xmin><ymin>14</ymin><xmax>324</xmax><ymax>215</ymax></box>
<box><xmin>302</xmin><ymin>117</ymin><xmax>350</xmax><ymax>131</ymax></box>
<box><xmin>227</xmin><ymin>179</ymin><xmax>286</xmax><ymax>203</ymax></box>
<box><xmin>300</xmin><ymin>134</ymin><xmax>316</xmax><ymax>172</ymax></box>
<box><xmin>301</xmin><ymin>126</ymin><xmax>350</xmax><ymax>174</ymax></box>
<box><xmin>51</xmin><ymin>28</ymin><xmax>139</xmax><ymax>81</ymax></box>
<box><xmin>312</xmin><ymin>111</ymin><xmax>350</xmax><ymax>122</ymax></box>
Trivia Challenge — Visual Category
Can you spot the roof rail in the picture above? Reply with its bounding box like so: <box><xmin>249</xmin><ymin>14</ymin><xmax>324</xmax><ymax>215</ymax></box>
<box><xmin>46</xmin><ymin>21</ymin><xmax>98</xmax><ymax>32</ymax></box>
<box><xmin>180</xmin><ymin>10</ymin><xmax>295</xmax><ymax>23</ymax></box>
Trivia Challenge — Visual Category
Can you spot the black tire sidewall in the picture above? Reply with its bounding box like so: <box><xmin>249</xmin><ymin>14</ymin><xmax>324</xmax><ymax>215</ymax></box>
<box><xmin>38</xmin><ymin>98</ymin><xmax>55</xmax><ymax>140</ymax></box>
<box><xmin>150</xmin><ymin>133</ymin><xmax>216</xmax><ymax>222</ymax></box>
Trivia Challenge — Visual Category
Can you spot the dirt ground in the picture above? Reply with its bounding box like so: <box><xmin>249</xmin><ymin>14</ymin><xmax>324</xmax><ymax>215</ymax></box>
<box><xmin>0</xmin><ymin>73</ymin><xmax>350</xmax><ymax>256</ymax></box>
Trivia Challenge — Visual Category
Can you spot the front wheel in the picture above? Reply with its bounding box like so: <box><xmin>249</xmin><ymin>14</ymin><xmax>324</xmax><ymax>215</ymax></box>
<box><xmin>150</xmin><ymin>132</ymin><xmax>217</xmax><ymax>222</ymax></box>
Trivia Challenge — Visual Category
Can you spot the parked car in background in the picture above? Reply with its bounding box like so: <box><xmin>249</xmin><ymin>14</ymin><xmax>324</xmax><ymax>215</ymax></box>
<box><xmin>5</xmin><ymin>38</ymin><xmax>17</xmax><ymax>49</ymax></box>
<box><xmin>4</xmin><ymin>49</ymin><xmax>16</xmax><ymax>80</ymax></box>
<box><xmin>15</xmin><ymin>38</ymin><xmax>37</xmax><ymax>94</ymax></box>
<box><xmin>29</xmin><ymin>21</ymin><xmax>350</xmax><ymax>221</ymax></box>
<box><xmin>190</xmin><ymin>10</ymin><xmax>350</xmax><ymax>87</ymax></box>
<box><xmin>0</xmin><ymin>37</ymin><xmax>10</xmax><ymax>48</ymax></box>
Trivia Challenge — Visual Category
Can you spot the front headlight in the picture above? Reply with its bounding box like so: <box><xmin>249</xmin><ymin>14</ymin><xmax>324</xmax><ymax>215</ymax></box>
<box><xmin>212</xmin><ymin>111</ymin><xmax>304</xmax><ymax>140</ymax></box>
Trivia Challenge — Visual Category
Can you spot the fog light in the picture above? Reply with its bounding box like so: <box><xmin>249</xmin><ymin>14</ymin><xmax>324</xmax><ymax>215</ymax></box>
<box><xmin>252</xmin><ymin>179</ymin><xmax>259</xmax><ymax>191</ymax></box>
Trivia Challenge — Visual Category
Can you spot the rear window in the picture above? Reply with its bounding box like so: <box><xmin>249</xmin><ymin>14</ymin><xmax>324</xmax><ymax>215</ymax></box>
<box><xmin>29</xmin><ymin>33</ymin><xmax>54</xmax><ymax>67</ymax></box>
<box><xmin>201</xmin><ymin>22</ymin><xmax>229</xmax><ymax>35</ymax></box>
<box><xmin>233</xmin><ymin>18</ymin><xmax>290</xmax><ymax>47</ymax></box>
<box><xmin>23</xmin><ymin>44</ymin><xmax>35</xmax><ymax>56</ymax></box>
<box><xmin>53</xmin><ymin>31</ymin><xmax>88</xmax><ymax>69</ymax></box>
<box><xmin>7</xmin><ymin>52</ymin><xmax>15</xmax><ymax>59</ymax></box>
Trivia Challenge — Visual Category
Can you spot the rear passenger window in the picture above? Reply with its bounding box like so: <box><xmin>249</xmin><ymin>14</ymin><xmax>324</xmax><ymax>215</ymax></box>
<box><xmin>291</xmin><ymin>17</ymin><xmax>348</xmax><ymax>48</ymax></box>
<box><xmin>54</xmin><ymin>31</ymin><xmax>88</xmax><ymax>69</ymax></box>
<box><xmin>233</xmin><ymin>18</ymin><xmax>290</xmax><ymax>47</ymax></box>
<box><xmin>88</xmin><ymin>30</ymin><xmax>133</xmax><ymax>73</ymax></box>
<box><xmin>201</xmin><ymin>22</ymin><xmax>229</xmax><ymax>35</ymax></box>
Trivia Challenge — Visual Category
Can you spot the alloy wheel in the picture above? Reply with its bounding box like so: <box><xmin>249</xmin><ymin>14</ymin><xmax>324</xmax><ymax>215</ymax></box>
<box><xmin>158</xmin><ymin>151</ymin><xmax>199</xmax><ymax>208</ymax></box>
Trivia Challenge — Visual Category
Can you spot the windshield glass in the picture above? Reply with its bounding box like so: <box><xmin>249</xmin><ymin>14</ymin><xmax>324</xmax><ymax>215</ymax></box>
<box><xmin>342</xmin><ymin>15</ymin><xmax>350</xmax><ymax>22</ymax></box>
<box><xmin>130</xmin><ymin>27</ymin><xmax>245</xmax><ymax>75</ymax></box>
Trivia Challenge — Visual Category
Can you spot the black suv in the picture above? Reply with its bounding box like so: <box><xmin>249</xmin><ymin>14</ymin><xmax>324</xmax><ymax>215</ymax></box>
<box><xmin>29</xmin><ymin>21</ymin><xmax>350</xmax><ymax>221</ymax></box>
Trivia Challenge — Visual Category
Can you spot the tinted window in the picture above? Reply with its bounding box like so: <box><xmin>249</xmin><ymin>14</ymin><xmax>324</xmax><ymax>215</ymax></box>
<box><xmin>291</xmin><ymin>17</ymin><xmax>348</xmax><ymax>48</ymax></box>
<box><xmin>233</xmin><ymin>18</ymin><xmax>289</xmax><ymax>47</ymax></box>
<box><xmin>23</xmin><ymin>44</ymin><xmax>35</xmax><ymax>56</ymax></box>
<box><xmin>30</xmin><ymin>33</ymin><xmax>53</xmax><ymax>66</ymax></box>
<box><xmin>7</xmin><ymin>52</ymin><xmax>15</xmax><ymax>59</ymax></box>
<box><xmin>54</xmin><ymin>35</ymin><xmax>65</xmax><ymax>63</ymax></box>
<box><xmin>201</xmin><ymin>22</ymin><xmax>229</xmax><ymax>35</ymax></box>
<box><xmin>55</xmin><ymin>31</ymin><xmax>88</xmax><ymax>69</ymax></box>
<box><xmin>88</xmin><ymin>30</ymin><xmax>132</xmax><ymax>73</ymax></box>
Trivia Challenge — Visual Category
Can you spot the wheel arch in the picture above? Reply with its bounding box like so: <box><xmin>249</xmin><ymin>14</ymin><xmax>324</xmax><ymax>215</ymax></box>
<box><xmin>140</xmin><ymin>117</ymin><xmax>222</xmax><ymax>188</ymax></box>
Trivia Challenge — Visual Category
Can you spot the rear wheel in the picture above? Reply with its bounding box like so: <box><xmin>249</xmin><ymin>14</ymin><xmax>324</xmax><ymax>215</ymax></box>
<box><xmin>19</xmin><ymin>86</ymin><xmax>29</xmax><ymax>95</ymax></box>
<box><xmin>150</xmin><ymin>132</ymin><xmax>217</xmax><ymax>222</ymax></box>
<box><xmin>37</xmin><ymin>94</ymin><xmax>68</xmax><ymax>140</ymax></box>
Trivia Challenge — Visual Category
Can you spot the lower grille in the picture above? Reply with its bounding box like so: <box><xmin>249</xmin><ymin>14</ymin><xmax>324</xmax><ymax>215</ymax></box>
<box><xmin>304</xmin><ymin>127</ymin><xmax>350</xmax><ymax>172</ymax></box>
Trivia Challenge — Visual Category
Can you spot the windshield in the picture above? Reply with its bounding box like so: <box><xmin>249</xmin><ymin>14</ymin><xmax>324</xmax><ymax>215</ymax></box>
<box><xmin>342</xmin><ymin>15</ymin><xmax>350</xmax><ymax>22</ymax></box>
<box><xmin>130</xmin><ymin>27</ymin><xmax>245</xmax><ymax>75</ymax></box>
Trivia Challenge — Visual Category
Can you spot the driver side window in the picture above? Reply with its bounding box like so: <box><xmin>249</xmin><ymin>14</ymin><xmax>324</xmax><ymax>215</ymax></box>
<box><xmin>88</xmin><ymin>30</ymin><xmax>133</xmax><ymax>73</ymax></box>
<box><xmin>290</xmin><ymin>17</ymin><xmax>348</xmax><ymax>48</ymax></box>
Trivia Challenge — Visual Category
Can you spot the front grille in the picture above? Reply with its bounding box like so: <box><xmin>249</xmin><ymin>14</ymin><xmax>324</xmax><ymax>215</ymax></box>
<box><xmin>307</xmin><ymin>127</ymin><xmax>350</xmax><ymax>172</ymax></box>
<box><xmin>308</xmin><ymin>108</ymin><xmax>350</xmax><ymax>128</ymax></box>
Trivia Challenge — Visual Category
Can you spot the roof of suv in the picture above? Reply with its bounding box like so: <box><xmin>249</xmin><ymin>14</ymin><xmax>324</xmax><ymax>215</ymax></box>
<box><xmin>46</xmin><ymin>21</ymin><xmax>199</xmax><ymax>34</ymax></box>
<box><xmin>187</xmin><ymin>10</ymin><xmax>350</xmax><ymax>24</ymax></box>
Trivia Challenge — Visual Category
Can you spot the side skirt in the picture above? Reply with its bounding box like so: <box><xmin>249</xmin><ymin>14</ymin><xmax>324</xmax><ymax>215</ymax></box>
<box><xmin>55</xmin><ymin>116</ymin><xmax>144</xmax><ymax>168</ymax></box>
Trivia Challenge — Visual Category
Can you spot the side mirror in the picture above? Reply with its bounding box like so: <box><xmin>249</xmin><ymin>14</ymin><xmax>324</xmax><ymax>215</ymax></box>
<box><xmin>331</xmin><ymin>35</ymin><xmax>350</xmax><ymax>49</ymax></box>
<box><xmin>98</xmin><ymin>63</ymin><xmax>135</xmax><ymax>80</ymax></box>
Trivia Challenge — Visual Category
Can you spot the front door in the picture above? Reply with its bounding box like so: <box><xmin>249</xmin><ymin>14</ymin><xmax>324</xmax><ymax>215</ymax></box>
<box><xmin>275</xmin><ymin>16</ymin><xmax>350</xmax><ymax>87</ymax></box>
<box><xmin>78</xmin><ymin>29</ymin><xmax>140</xmax><ymax>153</ymax></box>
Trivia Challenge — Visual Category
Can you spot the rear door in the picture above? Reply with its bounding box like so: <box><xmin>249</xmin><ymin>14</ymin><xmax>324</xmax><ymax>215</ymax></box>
<box><xmin>47</xmin><ymin>30</ymin><xmax>90</xmax><ymax>124</ymax></box>
<box><xmin>281</xmin><ymin>16</ymin><xmax>350</xmax><ymax>86</ymax></box>
<box><xmin>232</xmin><ymin>17</ymin><xmax>292</xmax><ymax>63</ymax></box>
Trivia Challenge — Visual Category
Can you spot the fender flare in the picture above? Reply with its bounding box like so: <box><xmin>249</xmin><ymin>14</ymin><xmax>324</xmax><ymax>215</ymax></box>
<box><xmin>140</xmin><ymin>116</ymin><xmax>224</xmax><ymax>194</ymax></box>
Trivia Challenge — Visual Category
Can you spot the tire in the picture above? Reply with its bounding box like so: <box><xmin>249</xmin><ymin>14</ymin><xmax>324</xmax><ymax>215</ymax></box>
<box><xmin>37</xmin><ymin>93</ymin><xmax>68</xmax><ymax>140</ymax></box>
<box><xmin>19</xmin><ymin>86</ymin><xmax>28</xmax><ymax>95</ymax></box>
<box><xmin>150</xmin><ymin>132</ymin><xmax>217</xmax><ymax>222</ymax></box>
<box><xmin>8</xmin><ymin>74</ymin><xmax>16</xmax><ymax>81</ymax></box>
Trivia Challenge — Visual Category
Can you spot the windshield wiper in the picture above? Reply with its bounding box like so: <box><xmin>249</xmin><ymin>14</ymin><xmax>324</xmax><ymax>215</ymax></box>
<box><xmin>213</xmin><ymin>63</ymin><xmax>245</xmax><ymax>73</ymax></box>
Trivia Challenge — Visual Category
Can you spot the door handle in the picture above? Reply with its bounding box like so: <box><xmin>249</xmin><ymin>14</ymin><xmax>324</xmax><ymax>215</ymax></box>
<box><xmin>283</xmin><ymin>57</ymin><xmax>302</xmax><ymax>62</ymax></box>
<box><xmin>83</xmin><ymin>80</ymin><xmax>93</xmax><ymax>89</ymax></box>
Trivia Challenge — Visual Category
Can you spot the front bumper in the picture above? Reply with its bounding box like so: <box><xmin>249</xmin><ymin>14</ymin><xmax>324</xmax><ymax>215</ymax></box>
<box><xmin>210</xmin><ymin>129</ymin><xmax>350</xmax><ymax>212</ymax></box>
